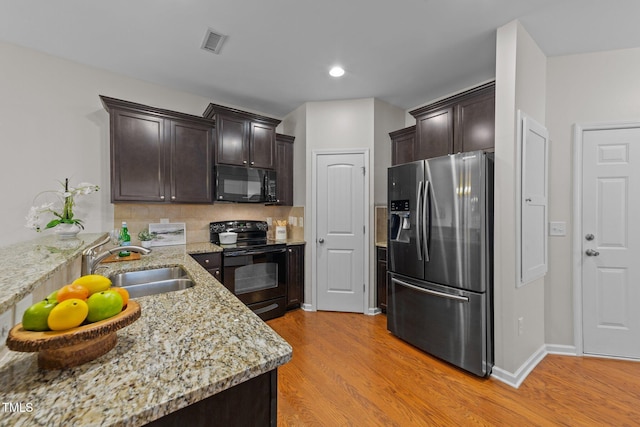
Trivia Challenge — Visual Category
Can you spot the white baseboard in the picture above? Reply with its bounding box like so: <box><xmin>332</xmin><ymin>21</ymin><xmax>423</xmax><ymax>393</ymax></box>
<box><xmin>366</xmin><ymin>307</ymin><xmax>382</xmax><ymax>315</ymax></box>
<box><xmin>301</xmin><ymin>303</ymin><xmax>315</xmax><ymax>312</ymax></box>
<box><xmin>546</xmin><ymin>344</ymin><xmax>577</xmax><ymax>356</ymax></box>
<box><xmin>491</xmin><ymin>344</ymin><xmax>547</xmax><ymax>389</ymax></box>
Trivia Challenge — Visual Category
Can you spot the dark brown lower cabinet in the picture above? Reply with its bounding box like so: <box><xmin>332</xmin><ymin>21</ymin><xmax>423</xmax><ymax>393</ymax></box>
<box><xmin>145</xmin><ymin>370</ymin><xmax>277</xmax><ymax>427</ymax></box>
<box><xmin>286</xmin><ymin>244</ymin><xmax>305</xmax><ymax>310</ymax></box>
<box><xmin>190</xmin><ymin>252</ymin><xmax>223</xmax><ymax>284</ymax></box>
<box><xmin>376</xmin><ymin>246</ymin><xmax>388</xmax><ymax>313</ymax></box>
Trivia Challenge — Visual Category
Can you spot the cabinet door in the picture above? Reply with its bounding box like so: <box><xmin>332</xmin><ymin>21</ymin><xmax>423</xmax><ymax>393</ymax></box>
<box><xmin>250</xmin><ymin>122</ymin><xmax>276</xmax><ymax>169</ymax></box>
<box><xmin>111</xmin><ymin>110</ymin><xmax>166</xmax><ymax>202</ymax></box>
<box><xmin>191</xmin><ymin>252</ymin><xmax>222</xmax><ymax>282</ymax></box>
<box><xmin>390</xmin><ymin>126</ymin><xmax>416</xmax><ymax>165</ymax></box>
<box><xmin>415</xmin><ymin>107</ymin><xmax>453</xmax><ymax>159</ymax></box>
<box><xmin>217</xmin><ymin>113</ymin><xmax>248</xmax><ymax>166</ymax></box>
<box><xmin>169</xmin><ymin>121</ymin><xmax>214</xmax><ymax>203</ymax></box>
<box><xmin>454</xmin><ymin>89</ymin><xmax>495</xmax><ymax>153</ymax></box>
<box><xmin>287</xmin><ymin>245</ymin><xmax>305</xmax><ymax>309</ymax></box>
<box><xmin>276</xmin><ymin>135</ymin><xmax>294</xmax><ymax>205</ymax></box>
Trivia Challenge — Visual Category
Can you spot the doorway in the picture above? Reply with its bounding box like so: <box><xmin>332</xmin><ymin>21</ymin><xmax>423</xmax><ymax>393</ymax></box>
<box><xmin>574</xmin><ymin>122</ymin><xmax>640</xmax><ymax>359</ymax></box>
<box><xmin>312</xmin><ymin>150</ymin><xmax>369</xmax><ymax>313</ymax></box>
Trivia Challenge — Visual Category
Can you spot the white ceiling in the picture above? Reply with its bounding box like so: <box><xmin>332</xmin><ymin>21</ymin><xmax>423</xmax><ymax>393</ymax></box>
<box><xmin>1</xmin><ymin>0</ymin><xmax>639</xmax><ymax>118</ymax></box>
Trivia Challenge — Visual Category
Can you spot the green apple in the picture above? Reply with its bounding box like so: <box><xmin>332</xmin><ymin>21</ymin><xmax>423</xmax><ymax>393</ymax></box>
<box><xmin>46</xmin><ymin>290</ymin><xmax>59</xmax><ymax>303</ymax></box>
<box><xmin>22</xmin><ymin>299</ymin><xmax>58</xmax><ymax>331</ymax></box>
<box><xmin>86</xmin><ymin>290</ymin><xmax>123</xmax><ymax>323</ymax></box>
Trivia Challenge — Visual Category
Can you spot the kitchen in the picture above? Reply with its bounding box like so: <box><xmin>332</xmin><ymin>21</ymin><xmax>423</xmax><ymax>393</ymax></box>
<box><xmin>2</xmin><ymin>0</ymin><xmax>640</xmax><ymax>425</ymax></box>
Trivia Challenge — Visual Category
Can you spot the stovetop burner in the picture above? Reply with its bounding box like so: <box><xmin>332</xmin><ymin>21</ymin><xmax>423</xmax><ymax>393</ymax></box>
<box><xmin>210</xmin><ymin>220</ymin><xmax>284</xmax><ymax>252</ymax></box>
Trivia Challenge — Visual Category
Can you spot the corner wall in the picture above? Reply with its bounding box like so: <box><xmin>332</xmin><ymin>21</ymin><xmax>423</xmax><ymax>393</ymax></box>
<box><xmin>493</xmin><ymin>20</ymin><xmax>547</xmax><ymax>378</ymax></box>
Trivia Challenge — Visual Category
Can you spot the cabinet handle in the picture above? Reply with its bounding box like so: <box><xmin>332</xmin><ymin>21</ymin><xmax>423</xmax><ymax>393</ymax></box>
<box><xmin>251</xmin><ymin>161</ymin><xmax>255</xmax><ymax>165</ymax></box>
<box><xmin>204</xmin><ymin>259</ymin><xmax>209</xmax><ymax>264</ymax></box>
<box><xmin>160</xmin><ymin>195</ymin><xmax>165</xmax><ymax>200</ymax></box>
<box><xmin>214</xmin><ymin>270</ymin><xmax>220</xmax><ymax>277</ymax></box>
<box><xmin>289</xmin><ymin>249</ymin><xmax>292</xmax><ymax>253</ymax></box>
<box><xmin>243</xmin><ymin>160</ymin><xmax>248</xmax><ymax>164</ymax></box>
<box><xmin>171</xmin><ymin>196</ymin><xmax>176</xmax><ymax>200</ymax></box>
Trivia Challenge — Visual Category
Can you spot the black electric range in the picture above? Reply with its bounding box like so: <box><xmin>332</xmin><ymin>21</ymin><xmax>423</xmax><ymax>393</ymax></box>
<box><xmin>210</xmin><ymin>220</ymin><xmax>286</xmax><ymax>253</ymax></box>
<box><xmin>209</xmin><ymin>220</ymin><xmax>287</xmax><ymax>321</ymax></box>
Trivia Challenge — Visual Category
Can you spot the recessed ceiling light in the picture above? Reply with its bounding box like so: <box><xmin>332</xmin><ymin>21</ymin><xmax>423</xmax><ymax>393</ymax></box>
<box><xmin>329</xmin><ymin>66</ymin><xmax>345</xmax><ymax>77</ymax></box>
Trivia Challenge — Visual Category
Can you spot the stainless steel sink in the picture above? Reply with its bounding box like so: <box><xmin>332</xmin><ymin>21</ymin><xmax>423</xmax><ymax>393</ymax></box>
<box><xmin>110</xmin><ymin>266</ymin><xmax>194</xmax><ymax>298</ymax></box>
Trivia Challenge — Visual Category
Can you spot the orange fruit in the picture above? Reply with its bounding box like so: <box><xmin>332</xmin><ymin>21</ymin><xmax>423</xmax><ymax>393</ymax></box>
<box><xmin>110</xmin><ymin>287</ymin><xmax>129</xmax><ymax>307</ymax></box>
<box><xmin>56</xmin><ymin>284</ymin><xmax>89</xmax><ymax>302</ymax></box>
<box><xmin>47</xmin><ymin>299</ymin><xmax>89</xmax><ymax>331</ymax></box>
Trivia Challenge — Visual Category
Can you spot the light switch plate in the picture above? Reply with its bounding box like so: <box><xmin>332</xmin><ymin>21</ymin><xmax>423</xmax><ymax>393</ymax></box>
<box><xmin>549</xmin><ymin>221</ymin><xmax>567</xmax><ymax>236</ymax></box>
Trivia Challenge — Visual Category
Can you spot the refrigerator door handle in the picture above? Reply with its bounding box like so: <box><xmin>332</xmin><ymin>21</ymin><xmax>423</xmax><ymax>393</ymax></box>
<box><xmin>392</xmin><ymin>278</ymin><xmax>469</xmax><ymax>302</ymax></box>
<box><xmin>416</xmin><ymin>181</ymin><xmax>424</xmax><ymax>261</ymax></box>
<box><xmin>423</xmin><ymin>180</ymin><xmax>430</xmax><ymax>262</ymax></box>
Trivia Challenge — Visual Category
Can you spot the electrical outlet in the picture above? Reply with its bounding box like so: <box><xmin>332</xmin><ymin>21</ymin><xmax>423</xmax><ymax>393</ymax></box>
<box><xmin>298</xmin><ymin>217</ymin><xmax>303</xmax><ymax>228</ymax></box>
<box><xmin>518</xmin><ymin>317</ymin><xmax>524</xmax><ymax>336</ymax></box>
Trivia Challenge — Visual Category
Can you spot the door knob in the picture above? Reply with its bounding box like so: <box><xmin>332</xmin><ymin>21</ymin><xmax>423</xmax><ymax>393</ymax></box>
<box><xmin>318</xmin><ymin>238</ymin><xmax>324</xmax><ymax>243</ymax></box>
<box><xmin>585</xmin><ymin>234</ymin><xmax>595</xmax><ymax>241</ymax></box>
<box><xmin>585</xmin><ymin>249</ymin><xmax>600</xmax><ymax>256</ymax></box>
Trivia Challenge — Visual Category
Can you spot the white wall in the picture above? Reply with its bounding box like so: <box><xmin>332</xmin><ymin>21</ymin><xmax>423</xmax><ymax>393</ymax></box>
<box><xmin>0</xmin><ymin>41</ymin><xmax>217</xmax><ymax>247</ymax></box>
<box><xmin>493</xmin><ymin>20</ymin><xmax>547</xmax><ymax>374</ymax></box>
<box><xmin>282</xmin><ymin>98</ymin><xmax>403</xmax><ymax>311</ymax></box>
<box><xmin>545</xmin><ymin>46</ymin><xmax>640</xmax><ymax>346</ymax></box>
<box><xmin>373</xmin><ymin>99</ymin><xmax>404</xmax><ymax>205</ymax></box>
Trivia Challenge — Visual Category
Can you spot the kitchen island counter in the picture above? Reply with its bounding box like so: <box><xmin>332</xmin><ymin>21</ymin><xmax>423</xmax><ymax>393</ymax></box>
<box><xmin>0</xmin><ymin>242</ymin><xmax>292</xmax><ymax>427</ymax></box>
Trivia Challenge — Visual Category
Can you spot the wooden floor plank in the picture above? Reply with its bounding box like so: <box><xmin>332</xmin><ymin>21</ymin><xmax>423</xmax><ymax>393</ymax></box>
<box><xmin>267</xmin><ymin>310</ymin><xmax>640</xmax><ymax>426</ymax></box>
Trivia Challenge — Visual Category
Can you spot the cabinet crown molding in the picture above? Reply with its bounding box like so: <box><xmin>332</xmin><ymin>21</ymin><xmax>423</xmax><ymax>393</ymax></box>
<box><xmin>203</xmin><ymin>103</ymin><xmax>282</xmax><ymax>126</ymax></box>
<box><xmin>409</xmin><ymin>81</ymin><xmax>495</xmax><ymax>118</ymax></box>
<box><xmin>100</xmin><ymin>95</ymin><xmax>215</xmax><ymax>127</ymax></box>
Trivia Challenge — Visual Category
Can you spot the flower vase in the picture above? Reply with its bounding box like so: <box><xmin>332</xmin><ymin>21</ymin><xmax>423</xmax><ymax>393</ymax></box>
<box><xmin>54</xmin><ymin>223</ymin><xmax>81</xmax><ymax>240</ymax></box>
<box><xmin>141</xmin><ymin>240</ymin><xmax>152</xmax><ymax>249</ymax></box>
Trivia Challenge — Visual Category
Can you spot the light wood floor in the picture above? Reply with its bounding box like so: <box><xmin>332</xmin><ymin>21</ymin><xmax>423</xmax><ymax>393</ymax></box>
<box><xmin>267</xmin><ymin>309</ymin><xmax>640</xmax><ymax>426</ymax></box>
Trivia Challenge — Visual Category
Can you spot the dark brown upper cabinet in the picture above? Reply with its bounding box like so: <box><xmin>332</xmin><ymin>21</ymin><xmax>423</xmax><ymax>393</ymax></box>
<box><xmin>203</xmin><ymin>104</ymin><xmax>281</xmax><ymax>170</ymax></box>
<box><xmin>276</xmin><ymin>133</ymin><xmax>295</xmax><ymax>206</ymax></box>
<box><xmin>407</xmin><ymin>81</ymin><xmax>495</xmax><ymax>161</ymax></box>
<box><xmin>389</xmin><ymin>126</ymin><xmax>416</xmax><ymax>166</ymax></box>
<box><xmin>101</xmin><ymin>96</ymin><xmax>215</xmax><ymax>203</ymax></box>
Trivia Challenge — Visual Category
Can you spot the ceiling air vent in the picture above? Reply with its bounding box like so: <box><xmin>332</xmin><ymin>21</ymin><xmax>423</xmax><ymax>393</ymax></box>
<box><xmin>201</xmin><ymin>28</ymin><xmax>227</xmax><ymax>54</ymax></box>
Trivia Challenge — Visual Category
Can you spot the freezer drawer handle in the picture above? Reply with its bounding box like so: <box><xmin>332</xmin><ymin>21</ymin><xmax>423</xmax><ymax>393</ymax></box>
<box><xmin>392</xmin><ymin>278</ymin><xmax>469</xmax><ymax>302</ymax></box>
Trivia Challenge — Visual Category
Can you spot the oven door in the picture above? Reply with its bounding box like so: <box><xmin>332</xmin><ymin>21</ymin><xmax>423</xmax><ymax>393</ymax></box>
<box><xmin>223</xmin><ymin>246</ymin><xmax>286</xmax><ymax>319</ymax></box>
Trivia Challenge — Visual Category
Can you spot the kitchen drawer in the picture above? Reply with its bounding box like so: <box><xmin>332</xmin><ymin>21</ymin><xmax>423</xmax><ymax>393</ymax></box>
<box><xmin>191</xmin><ymin>252</ymin><xmax>222</xmax><ymax>269</ymax></box>
<box><xmin>247</xmin><ymin>297</ymin><xmax>286</xmax><ymax>321</ymax></box>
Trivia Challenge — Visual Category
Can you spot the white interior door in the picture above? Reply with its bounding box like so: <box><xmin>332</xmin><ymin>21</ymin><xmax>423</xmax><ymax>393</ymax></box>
<box><xmin>315</xmin><ymin>152</ymin><xmax>366</xmax><ymax>313</ymax></box>
<box><xmin>582</xmin><ymin>126</ymin><xmax>640</xmax><ymax>358</ymax></box>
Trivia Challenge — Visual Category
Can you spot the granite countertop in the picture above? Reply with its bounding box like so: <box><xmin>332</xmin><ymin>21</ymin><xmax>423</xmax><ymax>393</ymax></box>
<box><xmin>376</xmin><ymin>241</ymin><xmax>387</xmax><ymax>248</ymax></box>
<box><xmin>0</xmin><ymin>241</ymin><xmax>292</xmax><ymax>427</ymax></box>
<box><xmin>0</xmin><ymin>233</ymin><xmax>108</xmax><ymax>314</ymax></box>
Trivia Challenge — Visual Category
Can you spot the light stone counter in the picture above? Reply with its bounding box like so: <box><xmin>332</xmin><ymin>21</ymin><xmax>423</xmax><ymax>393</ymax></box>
<box><xmin>0</xmin><ymin>242</ymin><xmax>292</xmax><ymax>427</ymax></box>
<box><xmin>0</xmin><ymin>233</ymin><xmax>108</xmax><ymax>314</ymax></box>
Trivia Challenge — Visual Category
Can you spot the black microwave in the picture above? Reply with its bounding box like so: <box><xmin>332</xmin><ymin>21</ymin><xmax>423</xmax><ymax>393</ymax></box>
<box><xmin>215</xmin><ymin>164</ymin><xmax>277</xmax><ymax>203</ymax></box>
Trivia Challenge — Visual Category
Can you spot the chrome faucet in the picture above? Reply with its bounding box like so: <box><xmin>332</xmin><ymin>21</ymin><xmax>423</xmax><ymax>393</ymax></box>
<box><xmin>81</xmin><ymin>235</ymin><xmax>152</xmax><ymax>275</ymax></box>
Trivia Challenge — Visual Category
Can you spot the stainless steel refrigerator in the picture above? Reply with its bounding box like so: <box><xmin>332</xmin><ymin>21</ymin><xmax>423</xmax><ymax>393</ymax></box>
<box><xmin>387</xmin><ymin>151</ymin><xmax>493</xmax><ymax>377</ymax></box>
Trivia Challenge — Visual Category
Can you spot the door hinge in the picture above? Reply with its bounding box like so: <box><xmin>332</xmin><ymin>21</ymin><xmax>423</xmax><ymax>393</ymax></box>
<box><xmin>362</xmin><ymin>166</ymin><xmax>366</xmax><ymax>176</ymax></box>
<box><xmin>363</xmin><ymin>283</ymin><xmax>365</xmax><ymax>292</ymax></box>
<box><xmin>363</xmin><ymin>225</ymin><xmax>365</xmax><ymax>234</ymax></box>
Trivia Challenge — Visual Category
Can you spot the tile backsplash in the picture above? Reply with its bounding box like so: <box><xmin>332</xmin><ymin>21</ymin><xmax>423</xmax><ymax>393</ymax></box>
<box><xmin>114</xmin><ymin>204</ymin><xmax>305</xmax><ymax>244</ymax></box>
<box><xmin>375</xmin><ymin>205</ymin><xmax>387</xmax><ymax>244</ymax></box>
